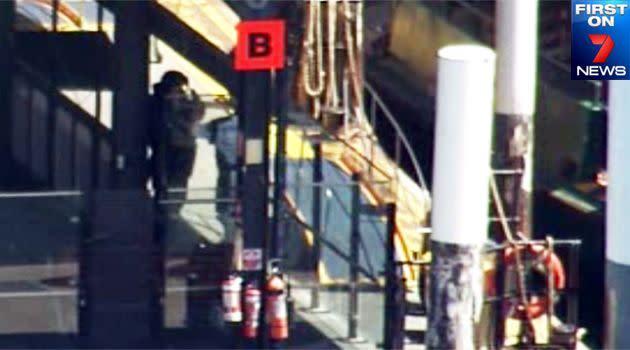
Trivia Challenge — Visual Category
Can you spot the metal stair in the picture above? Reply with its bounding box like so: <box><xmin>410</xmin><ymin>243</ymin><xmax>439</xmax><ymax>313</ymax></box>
<box><xmin>9</xmin><ymin>60</ymin><xmax>114</xmax><ymax>190</ymax></box>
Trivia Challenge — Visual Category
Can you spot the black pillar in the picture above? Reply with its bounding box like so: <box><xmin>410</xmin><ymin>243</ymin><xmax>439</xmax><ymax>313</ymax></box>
<box><xmin>310</xmin><ymin>143</ymin><xmax>323</xmax><ymax>309</ymax></box>
<box><xmin>238</xmin><ymin>73</ymin><xmax>272</xmax><ymax>255</ymax></box>
<box><xmin>112</xmin><ymin>1</ymin><xmax>150</xmax><ymax>189</ymax></box>
<box><xmin>271</xmin><ymin>68</ymin><xmax>287</xmax><ymax>261</ymax></box>
<box><xmin>238</xmin><ymin>69</ymin><xmax>272</xmax><ymax>347</ymax></box>
<box><xmin>348</xmin><ymin>173</ymin><xmax>362</xmax><ymax>341</ymax></box>
<box><xmin>383</xmin><ymin>203</ymin><xmax>404</xmax><ymax>350</ymax></box>
<box><xmin>0</xmin><ymin>1</ymin><xmax>14</xmax><ymax>188</ymax></box>
<box><xmin>81</xmin><ymin>2</ymin><xmax>157</xmax><ymax>347</ymax></box>
<box><xmin>236</xmin><ymin>2</ymin><xmax>284</xmax><ymax>348</ymax></box>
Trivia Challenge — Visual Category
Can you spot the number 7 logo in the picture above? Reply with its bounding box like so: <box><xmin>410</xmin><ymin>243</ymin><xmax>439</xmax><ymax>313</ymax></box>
<box><xmin>589</xmin><ymin>34</ymin><xmax>615</xmax><ymax>64</ymax></box>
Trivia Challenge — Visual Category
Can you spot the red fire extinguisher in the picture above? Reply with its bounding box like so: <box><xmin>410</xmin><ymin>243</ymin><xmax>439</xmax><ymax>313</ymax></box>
<box><xmin>266</xmin><ymin>274</ymin><xmax>289</xmax><ymax>341</ymax></box>
<box><xmin>242</xmin><ymin>283</ymin><xmax>261</xmax><ymax>339</ymax></box>
<box><xmin>222</xmin><ymin>275</ymin><xmax>242</xmax><ymax>322</ymax></box>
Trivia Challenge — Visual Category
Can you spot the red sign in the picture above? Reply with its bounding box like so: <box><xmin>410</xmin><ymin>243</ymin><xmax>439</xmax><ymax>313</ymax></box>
<box><xmin>235</xmin><ymin>20</ymin><xmax>285</xmax><ymax>71</ymax></box>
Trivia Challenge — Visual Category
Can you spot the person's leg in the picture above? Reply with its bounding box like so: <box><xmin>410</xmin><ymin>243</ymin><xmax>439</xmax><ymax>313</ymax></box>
<box><xmin>215</xmin><ymin>158</ymin><xmax>232</xmax><ymax>236</ymax></box>
<box><xmin>166</xmin><ymin>148</ymin><xmax>190</xmax><ymax>214</ymax></box>
<box><xmin>182</xmin><ymin>148</ymin><xmax>196</xmax><ymax>179</ymax></box>
<box><xmin>170</xmin><ymin>149</ymin><xmax>194</xmax><ymax>188</ymax></box>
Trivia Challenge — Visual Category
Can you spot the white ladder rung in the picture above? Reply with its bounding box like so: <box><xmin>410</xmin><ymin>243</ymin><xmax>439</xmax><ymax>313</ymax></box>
<box><xmin>492</xmin><ymin>169</ymin><xmax>524</xmax><ymax>175</ymax></box>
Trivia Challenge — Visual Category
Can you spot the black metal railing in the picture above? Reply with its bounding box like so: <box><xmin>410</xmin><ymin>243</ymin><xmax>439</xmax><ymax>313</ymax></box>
<box><xmin>11</xmin><ymin>60</ymin><xmax>114</xmax><ymax>190</ymax></box>
<box><xmin>0</xmin><ymin>191</ymin><xmax>83</xmax><ymax>337</ymax></box>
<box><xmin>280</xmin><ymin>172</ymin><xmax>394</xmax><ymax>345</ymax></box>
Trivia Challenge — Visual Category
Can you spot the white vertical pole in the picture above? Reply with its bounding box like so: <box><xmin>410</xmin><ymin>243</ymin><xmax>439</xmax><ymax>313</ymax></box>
<box><xmin>605</xmin><ymin>80</ymin><xmax>630</xmax><ymax>349</ymax></box>
<box><xmin>494</xmin><ymin>0</ymin><xmax>539</xmax><ymax>237</ymax></box>
<box><xmin>427</xmin><ymin>44</ymin><xmax>496</xmax><ymax>350</ymax></box>
<box><xmin>496</xmin><ymin>0</ymin><xmax>539</xmax><ymax>118</ymax></box>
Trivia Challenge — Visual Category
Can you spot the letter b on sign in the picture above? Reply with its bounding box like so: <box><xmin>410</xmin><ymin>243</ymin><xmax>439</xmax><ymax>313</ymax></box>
<box><xmin>249</xmin><ymin>33</ymin><xmax>271</xmax><ymax>58</ymax></box>
<box><xmin>235</xmin><ymin>20</ymin><xmax>285</xmax><ymax>71</ymax></box>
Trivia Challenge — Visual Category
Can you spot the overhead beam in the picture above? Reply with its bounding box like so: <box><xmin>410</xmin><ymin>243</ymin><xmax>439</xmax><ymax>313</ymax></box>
<box><xmin>97</xmin><ymin>0</ymin><xmax>236</xmax><ymax>94</ymax></box>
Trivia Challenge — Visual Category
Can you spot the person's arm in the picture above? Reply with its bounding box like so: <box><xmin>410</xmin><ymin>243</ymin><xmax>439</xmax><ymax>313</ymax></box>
<box><xmin>205</xmin><ymin>120</ymin><xmax>217</xmax><ymax>144</ymax></box>
<box><xmin>190</xmin><ymin>90</ymin><xmax>205</xmax><ymax>122</ymax></box>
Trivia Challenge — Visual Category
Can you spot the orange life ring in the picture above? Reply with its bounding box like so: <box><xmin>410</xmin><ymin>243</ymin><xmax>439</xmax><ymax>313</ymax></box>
<box><xmin>506</xmin><ymin>244</ymin><xmax>566</xmax><ymax>319</ymax></box>
<box><xmin>485</xmin><ymin>244</ymin><xmax>566</xmax><ymax>319</ymax></box>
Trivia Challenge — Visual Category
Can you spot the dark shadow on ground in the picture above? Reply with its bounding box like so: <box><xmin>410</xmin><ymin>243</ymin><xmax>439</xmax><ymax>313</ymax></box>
<box><xmin>0</xmin><ymin>314</ymin><xmax>340</xmax><ymax>349</ymax></box>
<box><xmin>161</xmin><ymin>312</ymin><xmax>341</xmax><ymax>350</ymax></box>
<box><xmin>0</xmin><ymin>334</ymin><xmax>78</xmax><ymax>349</ymax></box>
<box><xmin>286</xmin><ymin>315</ymin><xmax>342</xmax><ymax>350</ymax></box>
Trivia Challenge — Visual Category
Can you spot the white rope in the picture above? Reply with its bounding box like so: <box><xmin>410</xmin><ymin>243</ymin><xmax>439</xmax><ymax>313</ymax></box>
<box><xmin>341</xmin><ymin>0</ymin><xmax>365</xmax><ymax>124</ymax></box>
<box><xmin>324</xmin><ymin>0</ymin><xmax>340</xmax><ymax>110</ymax></box>
<box><xmin>302</xmin><ymin>0</ymin><xmax>325</xmax><ymax>98</ymax></box>
<box><xmin>489</xmin><ymin>174</ymin><xmax>536</xmax><ymax>341</ymax></box>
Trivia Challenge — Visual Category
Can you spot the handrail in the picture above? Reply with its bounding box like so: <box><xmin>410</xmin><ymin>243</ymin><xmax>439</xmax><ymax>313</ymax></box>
<box><xmin>0</xmin><ymin>190</ymin><xmax>82</xmax><ymax>198</ymax></box>
<box><xmin>365</xmin><ymin>81</ymin><xmax>429</xmax><ymax>193</ymax></box>
<box><xmin>289</xmin><ymin>110</ymin><xmax>395</xmax><ymax>181</ymax></box>
<box><xmin>15</xmin><ymin>60</ymin><xmax>112</xmax><ymax>141</ymax></box>
<box><xmin>13</xmin><ymin>60</ymin><xmax>114</xmax><ymax>189</ymax></box>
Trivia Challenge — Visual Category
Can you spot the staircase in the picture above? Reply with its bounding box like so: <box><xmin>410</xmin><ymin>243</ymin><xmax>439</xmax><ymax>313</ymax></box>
<box><xmin>8</xmin><ymin>60</ymin><xmax>114</xmax><ymax>190</ymax></box>
<box><xmin>13</xmin><ymin>0</ymin><xmax>239</xmax><ymax>188</ymax></box>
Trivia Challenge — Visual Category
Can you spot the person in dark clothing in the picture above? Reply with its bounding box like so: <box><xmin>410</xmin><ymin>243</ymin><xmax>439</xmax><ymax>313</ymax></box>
<box><xmin>149</xmin><ymin>71</ymin><xmax>204</xmax><ymax>211</ymax></box>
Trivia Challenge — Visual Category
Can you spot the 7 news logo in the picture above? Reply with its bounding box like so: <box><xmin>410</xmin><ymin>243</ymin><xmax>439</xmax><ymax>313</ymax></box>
<box><xmin>571</xmin><ymin>0</ymin><xmax>630</xmax><ymax>80</ymax></box>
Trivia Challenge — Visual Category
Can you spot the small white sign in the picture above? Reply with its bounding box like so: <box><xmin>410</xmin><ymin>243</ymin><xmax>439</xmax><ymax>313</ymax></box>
<box><xmin>245</xmin><ymin>139</ymin><xmax>263</xmax><ymax>165</ymax></box>
<box><xmin>242</xmin><ymin>248</ymin><xmax>263</xmax><ymax>271</ymax></box>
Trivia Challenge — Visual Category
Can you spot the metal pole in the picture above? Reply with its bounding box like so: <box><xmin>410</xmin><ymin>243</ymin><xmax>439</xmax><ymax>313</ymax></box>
<box><xmin>236</xmin><ymin>1</ymin><xmax>290</xmax><ymax>346</ymax></box>
<box><xmin>271</xmin><ymin>69</ymin><xmax>282</xmax><ymax>260</ymax></box>
<box><xmin>605</xmin><ymin>80</ymin><xmax>630</xmax><ymax>349</ymax></box>
<box><xmin>492</xmin><ymin>1</ymin><xmax>539</xmax><ymax>346</ymax></box>
<box><xmin>52</xmin><ymin>0</ymin><xmax>59</xmax><ymax>31</ymax></box>
<box><xmin>567</xmin><ymin>243</ymin><xmax>580</xmax><ymax>326</ymax></box>
<box><xmin>91</xmin><ymin>3</ymin><xmax>104</xmax><ymax>189</ymax></box>
<box><xmin>47</xmin><ymin>0</ymin><xmax>60</xmax><ymax>187</ymax></box>
<box><xmin>236</xmin><ymin>4</ymin><xmax>280</xmax><ymax>348</ymax></box>
<box><xmin>493</xmin><ymin>0</ymin><xmax>539</xmax><ymax>238</ymax></box>
<box><xmin>111</xmin><ymin>2</ymin><xmax>150</xmax><ymax>188</ymax></box>
<box><xmin>238</xmin><ymin>70</ymin><xmax>272</xmax><ymax>349</ymax></box>
<box><xmin>310</xmin><ymin>143</ymin><xmax>323</xmax><ymax>310</ymax></box>
<box><xmin>348</xmin><ymin>173</ymin><xmax>363</xmax><ymax>342</ymax></box>
<box><xmin>0</xmin><ymin>0</ymin><xmax>14</xmax><ymax>188</ymax></box>
<box><xmin>383</xmin><ymin>203</ymin><xmax>404</xmax><ymax>350</ymax></box>
<box><xmin>427</xmin><ymin>45</ymin><xmax>496</xmax><ymax>350</ymax></box>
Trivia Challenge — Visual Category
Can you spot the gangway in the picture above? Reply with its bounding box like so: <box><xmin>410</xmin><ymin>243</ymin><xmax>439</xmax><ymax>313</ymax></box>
<box><xmin>14</xmin><ymin>1</ymin><xmax>595</xmax><ymax>348</ymax></box>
